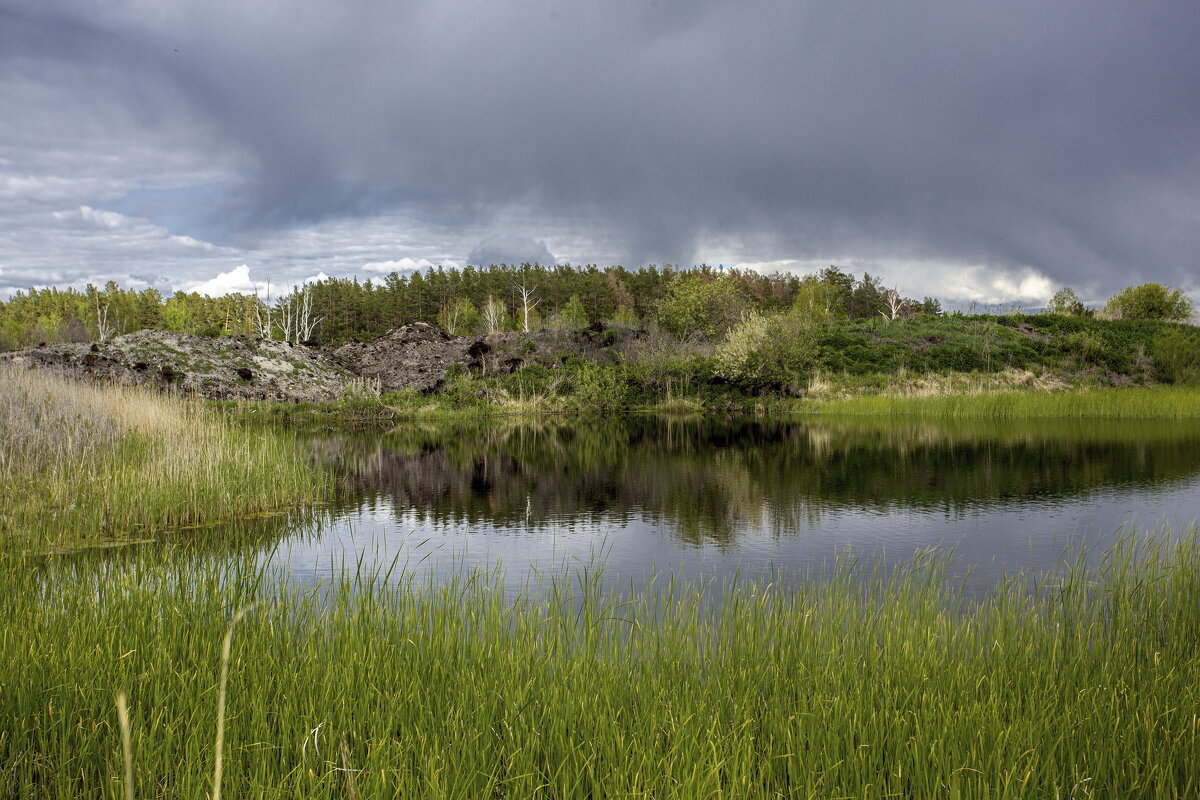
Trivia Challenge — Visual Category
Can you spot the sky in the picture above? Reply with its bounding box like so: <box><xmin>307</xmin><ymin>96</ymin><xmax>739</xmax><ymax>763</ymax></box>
<box><xmin>2</xmin><ymin>1</ymin><xmax>1198</xmax><ymax>306</ymax></box>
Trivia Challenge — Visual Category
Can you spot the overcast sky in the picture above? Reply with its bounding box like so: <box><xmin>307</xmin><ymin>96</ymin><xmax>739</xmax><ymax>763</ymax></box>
<box><xmin>2</xmin><ymin>1</ymin><xmax>1198</xmax><ymax>305</ymax></box>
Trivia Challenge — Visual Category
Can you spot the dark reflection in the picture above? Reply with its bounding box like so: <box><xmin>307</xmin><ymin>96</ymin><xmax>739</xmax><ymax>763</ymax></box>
<box><xmin>29</xmin><ymin>506</ymin><xmax>329</xmax><ymax>578</ymax></box>
<box><xmin>314</xmin><ymin>416</ymin><xmax>1200</xmax><ymax>547</ymax></box>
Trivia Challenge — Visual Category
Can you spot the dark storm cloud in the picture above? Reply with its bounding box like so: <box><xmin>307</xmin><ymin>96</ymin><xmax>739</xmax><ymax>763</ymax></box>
<box><xmin>5</xmin><ymin>1</ymin><xmax>1200</xmax><ymax>292</ymax></box>
<box><xmin>468</xmin><ymin>235</ymin><xmax>556</xmax><ymax>268</ymax></box>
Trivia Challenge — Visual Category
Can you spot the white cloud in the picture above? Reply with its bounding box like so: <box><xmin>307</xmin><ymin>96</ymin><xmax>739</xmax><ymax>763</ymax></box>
<box><xmin>187</xmin><ymin>265</ymin><xmax>259</xmax><ymax>296</ymax></box>
<box><xmin>52</xmin><ymin>205</ymin><xmax>134</xmax><ymax>230</ymax></box>
<box><xmin>734</xmin><ymin>258</ymin><xmax>1058</xmax><ymax>307</ymax></box>
<box><xmin>303</xmin><ymin>271</ymin><xmax>330</xmax><ymax>284</ymax></box>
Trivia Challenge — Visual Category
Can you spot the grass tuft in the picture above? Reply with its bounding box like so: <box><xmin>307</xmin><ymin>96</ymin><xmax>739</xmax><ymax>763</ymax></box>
<box><xmin>802</xmin><ymin>385</ymin><xmax>1200</xmax><ymax>419</ymax></box>
<box><xmin>0</xmin><ymin>364</ymin><xmax>329</xmax><ymax>549</ymax></box>
<box><xmin>3</xmin><ymin>527</ymin><xmax>1200</xmax><ymax>797</ymax></box>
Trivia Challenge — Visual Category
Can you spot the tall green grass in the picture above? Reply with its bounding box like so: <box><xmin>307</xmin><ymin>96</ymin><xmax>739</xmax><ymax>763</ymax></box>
<box><xmin>3</xmin><ymin>529</ymin><xmax>1199</xmax><ymax>797</ymax></box>
<box><xmin>804</xmin><ymin>385</ymin><xmax>1200</xmax><ymax>419</ymax></box>
<box><xmin>0</xmin><ymin>364</ymin><xmax>329</xmax><ymax>549</ymax></box>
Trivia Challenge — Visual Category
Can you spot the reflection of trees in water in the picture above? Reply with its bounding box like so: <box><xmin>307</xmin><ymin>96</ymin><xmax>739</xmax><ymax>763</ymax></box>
<box><xmin>316</xmin><ymin>417</ymin><xmax>1200</xmax><ymax>547</ymax></box>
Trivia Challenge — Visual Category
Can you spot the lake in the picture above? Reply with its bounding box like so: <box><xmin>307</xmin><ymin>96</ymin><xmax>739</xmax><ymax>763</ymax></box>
<box><xmin>259</xmin><ymin>415</ymin><xmax>1200</xmax><ymax>594</ymax></box>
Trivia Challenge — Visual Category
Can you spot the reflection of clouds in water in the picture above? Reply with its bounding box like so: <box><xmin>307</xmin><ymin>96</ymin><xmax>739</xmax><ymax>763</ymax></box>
<box><xmin>277</xmin><ymin>482</ymin><xmax>1200</xmax><ymax>600</ymax></box>
<box><xmin>288</xmin><ymin>417</ymin><xmax>1200</xmax><ymax>591</ymax></box>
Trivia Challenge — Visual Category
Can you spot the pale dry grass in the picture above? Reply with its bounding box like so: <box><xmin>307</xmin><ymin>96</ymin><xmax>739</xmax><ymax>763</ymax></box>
<box><xmin>889</xmin><ymin>368</ymin><xmax>1070</xmax><ymax>397</ymax></box>
<box><xmin>0</xmin><ymin>363</ymin><xmax>190</xmax><ymax>471</ymax></box>
<box><xmin>806</xmin><ymin>368</ymin><xmax>1069</xmax><ymax>400</ymax></box>
<box><xmin>0</xmin><ymin>363</ymin><xmax>325</xmax><ymax>548</ymax></box>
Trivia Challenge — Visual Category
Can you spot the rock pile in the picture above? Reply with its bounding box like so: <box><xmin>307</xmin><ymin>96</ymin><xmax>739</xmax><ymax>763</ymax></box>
<box><xmin>1</xmin><ymin>322</ymin><xmax>647</xmax><ymax>402</ymax></box>
<box><xmin>0</xmin><ymin>330</ymin><xmax>352</xmax><ymax>402</ymax></box>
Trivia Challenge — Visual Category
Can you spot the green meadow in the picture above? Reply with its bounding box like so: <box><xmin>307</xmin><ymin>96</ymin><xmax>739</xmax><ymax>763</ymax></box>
<box><xmin>3</xmin><ymin>530</ymin><xmax>1199</xmax><ymax>798</ymax></box>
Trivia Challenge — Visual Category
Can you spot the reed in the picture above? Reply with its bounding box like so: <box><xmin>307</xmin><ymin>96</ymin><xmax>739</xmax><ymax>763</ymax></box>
<box><xmin>0</xmin><ymin>364</ymin><xmax>328</xmax><ymax>549</ymax></box>
<box><xmin>803</xmin><ymin>385</ymin><xmax>1200</xmax><ymax>419</ymax></box>
<box><xmin>2</xmin><ymin>528</ymin><xmax>1198</xmax><ymax>797</ymax></box>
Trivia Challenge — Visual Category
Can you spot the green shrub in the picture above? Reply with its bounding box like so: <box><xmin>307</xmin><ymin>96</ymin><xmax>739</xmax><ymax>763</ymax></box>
<box><xmin>1153</xmin><ymin>330</ymin><xmax>1200</xmax><ymax>384</ymax></box>
<box><xmin>654</xmin><ymin>276</ymin><xmax>748</xmax><ymax>340</ymax></box>
<box><xmin>1064</xmin><ymin>330</ymin><xmax>1109</xmax><ymax>365</ymax></box>
<box><xmin>569</xmin><ymin>362</ymin><xmax>631</xmax><ymax>413</ymax></box>
<box><xmin>715</xmin><ymin>311</ymin><xmax>820</xmax><ymax>391</ymax></box>
<box><xmin>503</xmin><ymin>364</ymin><xmax>558</xmax><ymax>397</ymax></box>
<box><xmin>1105</xmin><ymin>283</ymin><xmax>1193</xmax><ymax>321</ymax></box>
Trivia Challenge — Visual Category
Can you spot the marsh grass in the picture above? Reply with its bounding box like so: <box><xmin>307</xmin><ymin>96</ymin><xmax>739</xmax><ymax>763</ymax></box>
<box><xmin>803</xmin><ymin>385</ymin><xmax>1200</xmax><ymax>419</ymax></box>
<box><xmin>0</xmin><ymin>364</ymin><xmax>328</xmax><ymax>549</ymax></box>
<box><xmin>3</xmin><ymin>529</ymin><xmax>1199</xmax><ymax>797</ymax></box>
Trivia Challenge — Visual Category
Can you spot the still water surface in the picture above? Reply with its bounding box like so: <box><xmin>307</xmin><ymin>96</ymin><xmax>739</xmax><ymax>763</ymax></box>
<box><xmin>272</xmin><ymin>416</ymin><xmax>1200</xmax><ymax>592</ymax></box>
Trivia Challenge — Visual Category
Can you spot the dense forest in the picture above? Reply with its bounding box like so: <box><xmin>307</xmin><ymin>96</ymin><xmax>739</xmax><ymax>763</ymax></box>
<box><xmin>0</xmin><ymin>264</ymin><xmax>941</xmax><ymax>350</ymax></box>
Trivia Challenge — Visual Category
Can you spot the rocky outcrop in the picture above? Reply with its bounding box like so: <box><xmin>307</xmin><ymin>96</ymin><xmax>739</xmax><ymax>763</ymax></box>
<box><xmin>0</xmin><ymin>330</ymin><xmax>353</xmax><ymax>402</ymax></box>
<box><xmin>333</xmin><ymin>322</ymin><xmax>472</xmax><ymax>393</ymax></box>
<box><xmin>333</xmin><ymin>322</ymin><xmax>647</xmax><ymax>394</ymax></box>
<box><xmin>0</xmin><ymin>323</ymin><xmax>647</xmax><ymax>401</ymax></box>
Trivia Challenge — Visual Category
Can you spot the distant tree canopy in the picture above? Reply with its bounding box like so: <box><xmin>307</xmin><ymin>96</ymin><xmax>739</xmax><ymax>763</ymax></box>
<box><xmin>0</xmin><ymin>263</ymin><xmax>939</xmax><ymax>351</ymax></box>
<box><xmin>1104</xmin><ymin>283</ymin><xmax>1193</xmax><ymax>321</ymax></box>
<box><xmin>1046</xmin><ymin>287</ymin><xmax>1086</xmax><ymax>316</ymax></box>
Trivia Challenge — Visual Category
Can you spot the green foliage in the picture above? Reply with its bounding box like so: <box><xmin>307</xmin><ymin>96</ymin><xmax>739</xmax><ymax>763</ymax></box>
<box><xmin>436</xmin><ymin>297</ymin><xmax>480</xmax><ymax>336</ymax></box>
<box><xmin>336</xmin><ymin>376</ymin><xmax>385</xmax><ymax>411</ymax></box>
<box><xmin>653</xmin><ymin>275</ymin><xmax>748</xmax><ymax>340</ymax></box>
<box><xmin>817</xmin><ymin>266</ymin><xmax>855</xmax><ymax>317</ymax></box>
<box><xmin>715</xmin><ymin>311</ymin><xmax>820</xmax><ymax>391</ymax></box>
<box><xmin>1064</xmin><ymin>329</ymin><xmax>1109</xmax><ymax>364</ymax></box>
<box><xmin>1046</xmin><ymin>286</ymin><xmax>1086</xmax><ymax>316</ymax></box>
<box><xmin>0</xmin><ymin>284</ymin><xmax>166</xmax><ymax>349</ymax></box>
<box><xmin>607</xmin><ymin>305</ymin><xmax>640</xmax><ymax>328</ymax></box>
<box><xmin>1105</xmin><ymin>283</ymin><xmax>1193</xmax><ymax>321</ymax></box>
<box><xmin>558</xmin><ymin>294</ymin><xmax>589</xmax><ymax>330</ymax></box>
<box><xmin>846</xmin><ymin>272</ymin><xmax>890</xmax><ymax>319</ymax></box>
<box><xmin>914</xmin><ymin>296</ymin><xmax>942</xmax><ymax>315</ymax></box>
<box><xmin>569</xmin><ymin>361</ymin><xmax>631</xmax><ymax>414</ymax></box>
<box><xmin>1153</xmin><ymin>330</ymin><xmax>1200</xmax><ymax>384</ymax></box>
<box><xmin>790</xmin><ymin>276</ymin><xmax>839</xmax><ymax>323</ymax></box>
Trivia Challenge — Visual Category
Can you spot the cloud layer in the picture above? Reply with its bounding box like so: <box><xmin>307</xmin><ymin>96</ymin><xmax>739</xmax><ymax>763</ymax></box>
<box><xmin>2</xmin><ymin>1</ymin><xmax>1199</xmax><ymax>304</ymax></box>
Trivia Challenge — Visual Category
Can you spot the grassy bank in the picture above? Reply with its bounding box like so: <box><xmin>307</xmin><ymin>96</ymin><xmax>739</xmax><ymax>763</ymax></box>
<box><xmin>803</xmin><ymin>384</ymin><xmax>1200</xmax><ymax>419</ymax></box>
<box><xmin>3</xmin><ymin>529</ymin><xmax>1199</xmax><ymax>798</ymax></box>
<box><xmin>0</xmin><ymin>364</ymin><xmax>329</xmax><ymax>550</ymax></box>
<box><xmin>215</xmin><ymin>379</ymin><xmax>1200</xmax><ymax>429</ymax></box>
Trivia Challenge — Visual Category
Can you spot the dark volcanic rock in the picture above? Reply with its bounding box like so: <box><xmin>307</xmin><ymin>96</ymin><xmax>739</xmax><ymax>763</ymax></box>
<box><xmin>0</xmin><ymin>330</ymin><xmax>353</xmax><ymax>402</ymax></box>
<box><xmin>1</xmin><ymin>322</ymin><xmax>650</xmax><ymax>402</ymax></box>
<box><xmin>333</xmin><ymin>322</ymin><xmax>647</xmax><ymax>394</ymax></box>
<box><xmin>334</xmin><ymin>322</ymin><xmax>473</xmax><ymax>393</ymax></box>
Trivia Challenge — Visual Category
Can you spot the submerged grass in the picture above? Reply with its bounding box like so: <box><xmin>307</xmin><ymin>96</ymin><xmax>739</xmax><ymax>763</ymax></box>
<box><xmin>0</xmin><ymin>364</ymin><xmax>329</xmax><ymax>549</ymax></box>
<box><xmin>3</xmin><ymin>529</ymin><xmax>1200</xmax><ymax>797</ymax></box>
<box><xmin>803</xmin><ymin>384</ymin><xmax>1200</xmax><ymax>419</ymax></box>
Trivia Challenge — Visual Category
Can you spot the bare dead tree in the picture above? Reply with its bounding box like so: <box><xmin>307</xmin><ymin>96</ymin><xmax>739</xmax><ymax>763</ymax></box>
<box><xmin>94</xmin><ymin>295</ymin><xmax>115</xmax><ymax>341</ymax></box>
<box><xmin>481</xmin><ymin>295</ymin><xmax>507</xmax><ymax>333</ymax></box>
<box><xmin>254</xmin><ymin>301</ymin><xmax>274</xmax><ymax>340</ymax></box>
<box><xmin>880</xmin><ymin>287</ymin><xmax>908</xmax><ymax>321</ymax></box>
<box><xmin>291</xmin><ymin>283</ymin><xmax>323</xmax><ymax>343</ymax></box>
<box><xmin>438</xmin><ymin>299</ymin><xmax>465</xmax><ymax>335</ymax></box>
<box><xmin>278</xmin><ymin>297</ymin><xmax>296</xmax><ymax>345</ymax></box>
<box><xmin>512</xmin><ymin>280</ymin><xmax>540</xmax><ymax>333</ymax></box>
<box><xmin>254</xmin><ymin>279</ymin><xmax>274</xmax><ymax>340</ymax></box>
<box><xmin>272</xmin><ymin>284</ymin><xmax>323</xmax><ymax>344</ymax></box>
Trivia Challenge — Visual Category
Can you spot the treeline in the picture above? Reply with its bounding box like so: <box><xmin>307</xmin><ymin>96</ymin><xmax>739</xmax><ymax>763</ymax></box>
<box><xmin>0</xmin><ymin>264</ymin><xmax>939</xmax><ymax>350</ymax></box>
